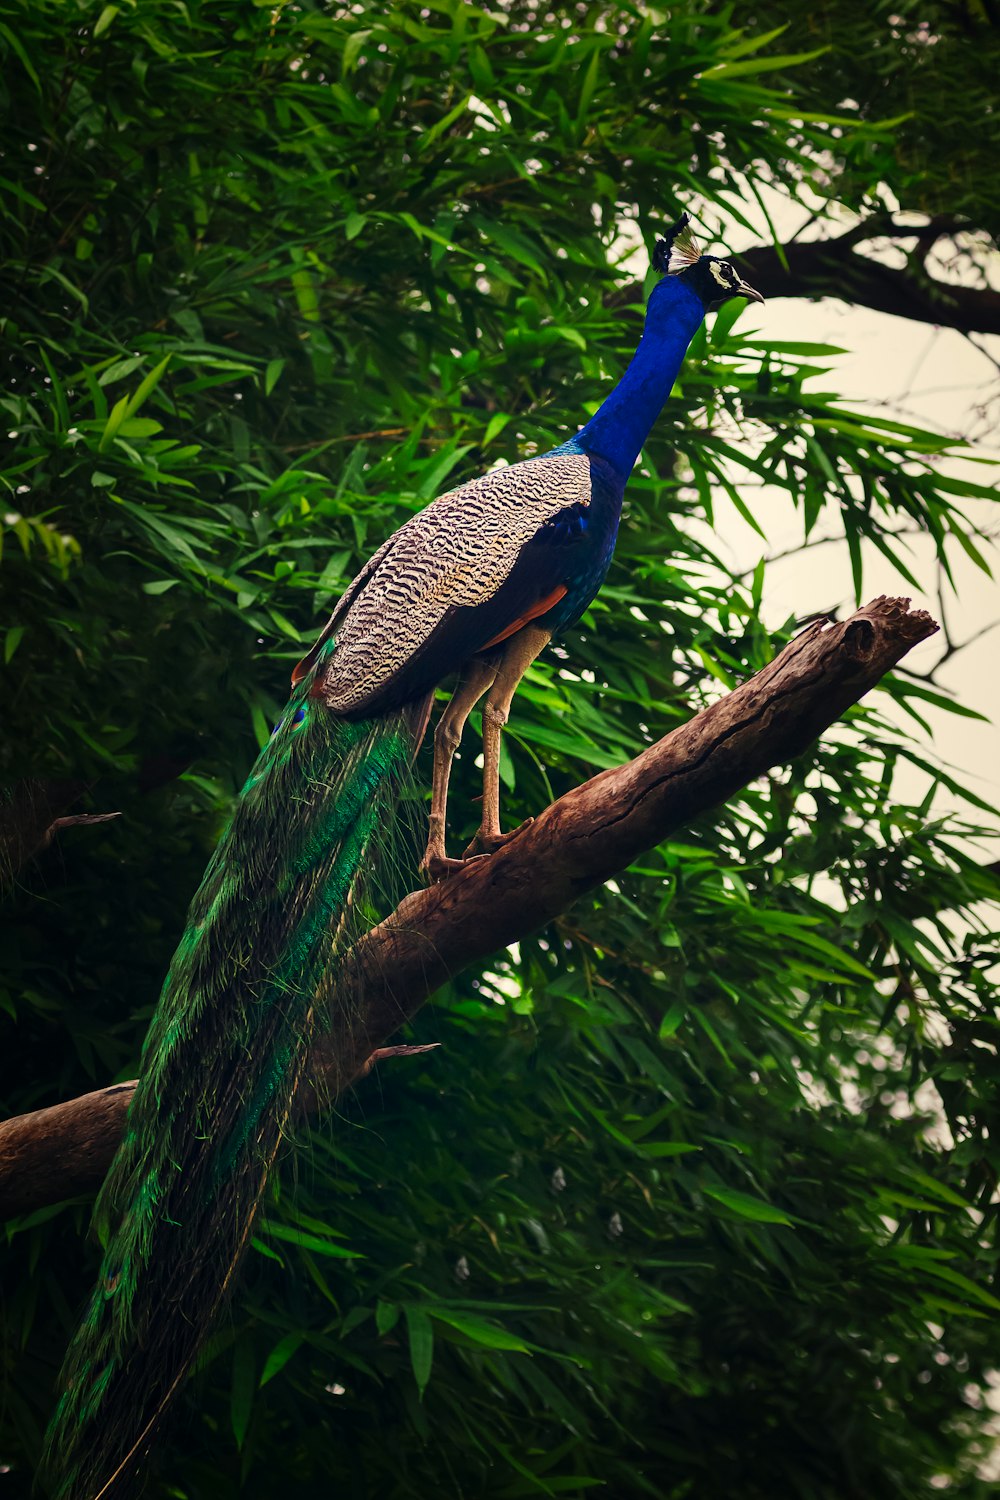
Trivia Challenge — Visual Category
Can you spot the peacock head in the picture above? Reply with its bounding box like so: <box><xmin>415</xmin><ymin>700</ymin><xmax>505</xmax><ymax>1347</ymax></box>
<box><xmin>651</xmin><ymin>212</ymin><xmax>764</xmax><ymax>311</ymax></box>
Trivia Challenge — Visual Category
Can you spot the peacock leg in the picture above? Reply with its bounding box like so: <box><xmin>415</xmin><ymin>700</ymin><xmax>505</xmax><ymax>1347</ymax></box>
<box><xmin>420</xmin><ymin>653</ymin><xmax>499</xmax><ymax>882</ymax></box>
<box><xmin>465</xmin><ymin>624</ymin><xmax>551</xmax><ymax>859</ymax></box>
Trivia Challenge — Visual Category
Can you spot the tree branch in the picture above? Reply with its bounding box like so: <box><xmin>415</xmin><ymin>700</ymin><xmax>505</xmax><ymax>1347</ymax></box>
<box><xmin>607</xmin><ymin>217</ymin><xmax>1000</xmax><ymax>335</ymax></box>
<box><xmin>738</xmin><ymin>219</ymin><xmax>1000</xmax><ymax>336</ymax></box>
<box><xmin>0</xmin><ymin>778</ymin><xmax>90</xmax><ymax>883</ymax></box>
<box><xmin>0</xmin><ymin>596</ymin><xmax>937</xmax><ymax>1221</ymax></box>
<box><xmin>1</xmin><ymin>758</ymin><xmax>192</xmax><ymax>885</ymax></box>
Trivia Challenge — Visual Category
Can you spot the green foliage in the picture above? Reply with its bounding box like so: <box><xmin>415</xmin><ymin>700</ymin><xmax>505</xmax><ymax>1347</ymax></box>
<box><xmin>749</xmin><ymin>0</ymin><xmax>1000</xmax><ymax>228</ymax></box>
<box><xmin>1</xmin><ymin>2</ymin><xmax>997</xmax><ymax>1497</ymax></box>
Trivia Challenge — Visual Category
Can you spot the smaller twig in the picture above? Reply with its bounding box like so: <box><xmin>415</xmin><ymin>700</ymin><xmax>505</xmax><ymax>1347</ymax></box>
<box><xmin>460</xmin><ymin>176</ymin><xmax>530</xmax><ymax>200</ymax></box>
<box><xmin>356</xmin><ymin>1042</ymin><xmax>441</xmax><ymax>1078</ymax></box>
<box><xmin>935</xmin><ymin>560</ymin><xmax>955</xmax><ymax>654</ymax></box>
<box><xmin>929</xmin><ymin>616</ymin><xmax>1000</xmax><ymax>682</ymax></box>
<box><xmin>734</xmin><ymin>533</ymin><xmax>844</xmax><ymax>579</ymax></box>
<box><xmin>44</xmin><ymin>812</ymin><xmax>122</xmax><ymax>844</ymax></box>
<box><xmin>966</xmin><ymin>332</ymin><xmax>1000</xmax><ymax>378</ymax></box>
<box><xmin>735</xmin><ymin>527</ymin><xmax>924</xmax><ymax>581</ymax></box>
<box><xmin>281</xmin><ymin>428</ymin><xmax>408</xmax><ymax>454</ymax></box>
<box><xmin>785</xmin><ymin>207</ymin><xmax>825</xmax><ymax>244</ymax></box>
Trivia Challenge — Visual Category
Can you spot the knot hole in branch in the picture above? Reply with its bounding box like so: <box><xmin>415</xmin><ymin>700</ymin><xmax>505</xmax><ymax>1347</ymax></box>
<box><xmin>843</xmin><ymin>618</ymin><xmax>876</xmax><ymax>660</ymax></box>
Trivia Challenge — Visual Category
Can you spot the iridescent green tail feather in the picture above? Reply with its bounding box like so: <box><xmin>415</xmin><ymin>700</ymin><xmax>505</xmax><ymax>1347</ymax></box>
<box><xmin>41</xmin><ymin>681</ymin><xmax>414</xmax><ymax>1500</ymax></box>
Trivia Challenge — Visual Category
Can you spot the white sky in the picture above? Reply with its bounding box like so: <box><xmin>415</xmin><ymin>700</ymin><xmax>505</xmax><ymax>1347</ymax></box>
<box><xmin>707</xmin><ymin>217</ymin><xmax>1000</xmax><ymax>1476</ymax></box>
<box><xmin>707</xmin><ymin>200</ymin><xmax>1000</xmax><ymax>861</ymax></box>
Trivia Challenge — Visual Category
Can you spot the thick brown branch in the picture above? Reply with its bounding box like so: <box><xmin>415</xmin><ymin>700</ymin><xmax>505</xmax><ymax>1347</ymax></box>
<box><xmin>0</xmin><ymin>1046</ymin><xmax>440</xmax><ymax>1221</ymax></box>
<box><xmin>608</xmin><ymin>217</ymin><xmax>1000</xmax><ymax>335</ymax></box>
<box><xmin>739</xmin><ymin>235</ymin><xmax>1000</xmax><ymax>336</ymax></box>
<box><xmin>328</xmin><ymin>596</ymin><xmax>937</xmax><ymax>1070</ymax></box>
<box><xmin>0</xmin><ymin>597</ymin><xmax>937</xmax><ymax>1221</ymax></box>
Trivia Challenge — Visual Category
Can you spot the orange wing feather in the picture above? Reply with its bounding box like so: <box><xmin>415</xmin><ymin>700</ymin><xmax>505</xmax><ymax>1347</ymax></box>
<box><xmin>480</xmin><ymin>584</ymin><xmax>568</xmax><ymax>650</ymax></box>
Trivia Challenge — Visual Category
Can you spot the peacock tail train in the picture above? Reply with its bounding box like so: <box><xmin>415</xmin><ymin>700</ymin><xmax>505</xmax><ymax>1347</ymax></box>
<box><xmin>40</xmin><ymin>213</ymin><xmax>763</xmax><ymax>1497</ymax></box>
<box><xmin>41</xmin><ymin>654</ymin><xmax>417</xmax><ymax>1500</ymax></box>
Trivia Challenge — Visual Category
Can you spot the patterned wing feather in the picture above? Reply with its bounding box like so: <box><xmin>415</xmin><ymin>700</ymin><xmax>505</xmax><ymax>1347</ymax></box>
<box><xmin>309</xmin><ymin>453</ymin><xmax>593</xmax><ymax>715</ymax></box>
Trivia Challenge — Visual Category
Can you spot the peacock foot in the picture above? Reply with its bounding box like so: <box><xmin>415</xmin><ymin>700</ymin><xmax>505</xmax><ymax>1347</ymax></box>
<box><xmin>420</xmin><ymin>849</ymin><xmax>467</xmax><ymax>884</ymax></box>
<box><xmin>462</xmin><ymin>817</ymin><xmax>535</xmax><ymax>860</ymax></box>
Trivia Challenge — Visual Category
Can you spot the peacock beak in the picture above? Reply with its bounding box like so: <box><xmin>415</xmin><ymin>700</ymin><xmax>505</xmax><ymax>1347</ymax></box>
<box><xmin>735</xmin><ymin>278</ymin><xmax>764</xmax><ymax>305</ymax></box>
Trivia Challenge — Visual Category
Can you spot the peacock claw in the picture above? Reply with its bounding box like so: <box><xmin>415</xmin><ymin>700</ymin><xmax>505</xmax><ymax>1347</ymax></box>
<box><xmin>463</xmin><ymin>817</ymin><xmax>535</xmax><ymax>860</ymax></box>
<box><xmin>420</xmin><ymin>818</ymin><xmax>535</xmax><ymax>882</ymax></box>
<box><xmin>420</xmin><ymin>851</ymin><xmax>491</xmax><ymax>883</ymax></box>
<box><xmin>420</xmin><ymin>852</ymin><xmax>464</xmax><ymax>883</ymax></box>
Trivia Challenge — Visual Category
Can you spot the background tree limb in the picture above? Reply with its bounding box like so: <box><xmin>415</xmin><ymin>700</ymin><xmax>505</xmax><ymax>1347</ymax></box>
<box><xmin>740</xmin><ymin>237</ymin><xmax>1000</xmax><ymax>340</ymax></box>
<box><xmin>610</xmin><ymin>218</ymin><xmax>1000</xmax><ymax>335</ymax></box>
<box><xmin>0</xmin><ymin>596</ymin><xmax>937</xmax><ymax>1222</ymax></box>
<box><xmin>739</xmin><ymin>222</ymin><xmax>1000</xmax><ymax>336</ymax></box>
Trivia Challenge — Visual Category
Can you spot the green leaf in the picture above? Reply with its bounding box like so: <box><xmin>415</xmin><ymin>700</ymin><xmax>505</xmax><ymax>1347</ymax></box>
<box><xmin>230</xmin><ymin>1341</ymin><xmax>255</xmax><ymax>1450</ymax></box>
<box><xmin>418</xmin><ymin>94</ymin><xmax>472</xmax><ymax>152</ymax></box>
<box><xmin>375</xmin><ymin>1300</ymin><xmax>401</xmax><ymax>1336</ymax></box>
<box><xmin>259</xmin><ymin>1333</ymin><xmax>304</xmax><ymax>1388</ymax></box>
<box><xmin>659</xmin><ymin>1003</ymin><xmax>686</xmax><ymax>1039</ymax></box>
<box><xmin>248</xmin><ymin>1238</ymin><xmax>284</xmax><ymax>1267</ymax></box>
<box><xmin>428</xmin><ymin>1308</ymin><xmax>531</xmax><ymax>1352</ymax></box>
<box><xmin>118</xmin><ymin>417</ymin><xmax>163</xmax><ymax>438</ymax></box>
<box><xmin>711</xmin><ymin>297</ymin><xmax>748</xmax><ymax>345</ymax></box>
<box><xmin>699</xmin><ymin>47</ymin><xmax>828</xmax><ymax>80</ymax></box>
<box><xmin>484</xmin><ymin>412</ymin><xmax>511</xmax><ymax>446</ymax></box>
<box><xmin>4</xmin><ymin>625</ymin><xmax>25</xmax><ymax>663</ymax></box>
<box><xmin>576</xmin><ymin>43</ymin><xmax>602</xmax><ymax>126</ymax></box>
<box><xmin>416</xmin><ymin>444</ymin><xmax>472</xmax><ymax>499</ymax></box>
<box><xmin>260</xmin><ymin>1224</ymin><xmax>363</xmax><ymax>1259</ymax></box>
<box><xmin>639</xmin><ymin>1142</ymin><xmax>701</xmax><ymax>1158</ymax></box>
<box><xmin>341</xmin><ymin>26</ymin><xmax>370</xmax><ymax>75</ymax></box>
<box><xmin>124</xmin><ymin>355</ymin><xmax>172</xmax><ymax>419</ymax></box>
<box><xmin>98</xmin><ymin>394</ymin><xmax>131</xmax><ymax>452</ymax></box>
<box><xmin>719</xmin><ymin>25</ymin><xmax>789</xmax><ymax>60</ymax></box>
<box><xmin>404</xmin><ymin>1305</ymin><xmax>434</xmax><ymax>1398</ymax></box>
<box><xmin>703</xmin><ymin>1187</ymin><xmax>793</xmax><ymax>1225</ymax></box>
<box><xmin>93</xmin><ymin>5</ymin><xmax>120</xmax><ymax>38</ymax></box>
<box><xmin>0</xmin><ymin>22</ymin><xmax>41</xmax><ymax>90</ymax></box>
<box><xmin>98</xmin><ymin>355</ymin><xmax>145</xmax><ymax>386</ymax></box>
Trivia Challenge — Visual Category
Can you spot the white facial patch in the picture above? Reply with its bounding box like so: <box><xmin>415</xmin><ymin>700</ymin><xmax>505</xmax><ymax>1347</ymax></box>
<box><xmin>708</xmin><ymin>262</ymin><xmax>732</xmax><ymax>289</ymax></box>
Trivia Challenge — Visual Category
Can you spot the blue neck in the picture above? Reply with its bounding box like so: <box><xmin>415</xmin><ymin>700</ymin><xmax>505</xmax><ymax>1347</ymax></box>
<box><xmin>570</xmin><ymin>278</ymin><xmax>705</xmax><ymax>478</ymax></box>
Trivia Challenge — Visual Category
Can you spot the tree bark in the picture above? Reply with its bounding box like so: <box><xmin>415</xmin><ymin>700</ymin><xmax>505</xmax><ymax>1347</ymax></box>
<box><xmin>609</xmin><ymin>216</ymin><xmax>1000</xmax><ymax>335</ymax></box>
<box><xmin>739</xmin><ymin>234</ymin><xmax>1000</xmax><ymax>337</ymax></box>
<box><xmin>0</xmin><ymin>596</ymin><xmax>937</xmax><ymax>1221</ymax></box>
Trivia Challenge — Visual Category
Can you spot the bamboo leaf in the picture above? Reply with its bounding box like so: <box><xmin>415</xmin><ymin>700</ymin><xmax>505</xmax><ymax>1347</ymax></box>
<box><xmin>405</xmin><ymin>1305</ymin><xmax>434</xmax><ymax>1398</ymax></box>
<box><xmin>704</xmin><ymin>1187</ymin><xmax>793</xmax><ymax>1225</ymax></box>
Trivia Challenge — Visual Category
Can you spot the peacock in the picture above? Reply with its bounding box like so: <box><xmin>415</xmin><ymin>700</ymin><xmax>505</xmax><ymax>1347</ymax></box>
<box><xmin>42</xmin><ymin>214</ymin><xmax>762</xmax><ymax>1499</ymax></box>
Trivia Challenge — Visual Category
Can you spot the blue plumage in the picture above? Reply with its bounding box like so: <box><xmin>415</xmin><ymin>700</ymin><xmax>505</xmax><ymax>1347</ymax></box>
<box><xmin>570</xmin><ymin>275</ymin><xmax>706</xmax><ymax>478</ymax></box>
<box><xmin>43</xmin><ymin>213</ymin><xmax>763</xmax><ymax>1499</ymax></box>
